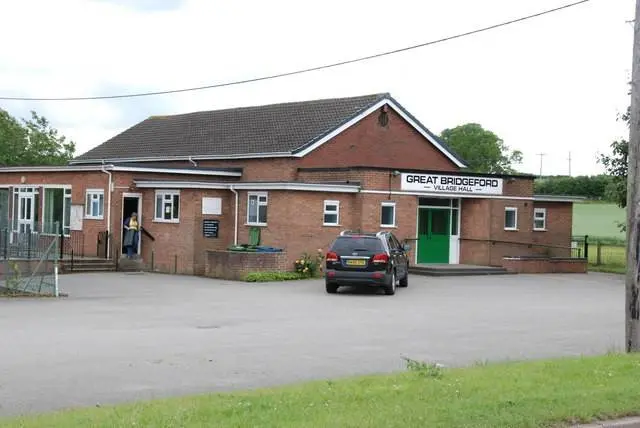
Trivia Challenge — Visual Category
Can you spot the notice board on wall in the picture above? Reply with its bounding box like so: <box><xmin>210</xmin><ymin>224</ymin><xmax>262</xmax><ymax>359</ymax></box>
<box><xmin>203</xmin><ymin>219</ymin><xmax>219</xmax><ymax>238</ymax></box>
<box><xmin>70</xmin><ymin>205</ymin><xmax>84</xmax><ymax>231</ymax></box>
<box><xmin>202</xmin><ymin>197</ymin><xmax>222</xmax><ymax>215</ymax></box>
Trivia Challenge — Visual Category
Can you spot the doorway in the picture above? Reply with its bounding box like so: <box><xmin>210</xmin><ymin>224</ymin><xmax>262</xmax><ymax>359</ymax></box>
<box><xmin>417</xmin><ymin>208</ymin><xmax>451</xmax><ymax>264</ymax></box>
<box><xmin>121</xmin><ymin>194</ymin><xmax>141</xmax><ymax>257</ymax></box>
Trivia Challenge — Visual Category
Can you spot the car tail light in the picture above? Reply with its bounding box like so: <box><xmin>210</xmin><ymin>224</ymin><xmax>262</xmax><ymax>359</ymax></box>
<box><xmin>372</xmin><ymin>253</ymin><xmax>389</xmax><ymax>264</ymax></box>
<box><xmin>326</xmin><ymin>251</ymin><xmax>339</xmax><ymax>262</ymax></box>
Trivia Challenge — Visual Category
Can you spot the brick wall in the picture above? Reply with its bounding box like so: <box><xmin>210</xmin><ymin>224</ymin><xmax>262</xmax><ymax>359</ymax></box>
<box><xmin>205</xmin><ymin>250</ymin><xmax>288</xmax><ymax>280</ymax></box>
<box><xmin>502</xmin><ymin>257</ymin><xmax>587</xmax><ymax>273</ymax></box>
<box><xmin>298</xmin><ymin>108</ymin><xmax>460</xmax><ymax>171</ymax></box>
<box><xmin>531</xmin><ymin>202</ymin><xmax>573</xmax><ymax>257</ymax></box>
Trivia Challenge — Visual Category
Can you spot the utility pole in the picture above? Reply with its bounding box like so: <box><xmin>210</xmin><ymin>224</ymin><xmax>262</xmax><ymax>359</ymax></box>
<box><xmin>536</xmin><ymin>153</ymin><xmax>546</xmax><ymax>177</ymax></box>
<box><xmin>626</xmin><ymin>0</ymin><xmax>640</xmax><ymax>353</ymax></box>
<box><xmin>567</xmin><ymin>151</ymin><xmax>572</xmax><ymax>176</ymax></box>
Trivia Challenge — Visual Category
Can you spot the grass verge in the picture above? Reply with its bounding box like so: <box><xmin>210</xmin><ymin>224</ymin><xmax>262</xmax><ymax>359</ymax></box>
<box><xmin>589</xmin><ymin>264</ymin><xmax>626</xmax><ymax>275</ymax></box>
<box><xmin>3</xmin><ymin>353</ymin><xmax>640</xmax><ymax>428</ymax></box>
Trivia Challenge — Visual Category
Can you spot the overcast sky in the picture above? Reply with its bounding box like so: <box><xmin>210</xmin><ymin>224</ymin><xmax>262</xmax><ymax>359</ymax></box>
<box><xmin>0</xmin><ymin>0</ymin><xmax>633</xmax><ymax>176</ymax></box>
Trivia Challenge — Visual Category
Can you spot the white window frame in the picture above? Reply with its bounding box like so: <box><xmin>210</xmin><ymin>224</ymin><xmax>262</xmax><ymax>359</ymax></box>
<box><xmin>154</xmin><ymin>190</ymin><xmax>180</xmax><ymax>223</ymax></box>
<box><xmin>533</xmin><ymin>207</ymin><xmax>547</xmax><ymax>231</ymax></box>
<box><xmin>85</xmin><ymin>189</ymin><xmax>105</xmax><ymax>220</ymax></box>
<box><xmin>323</xmin><ymin>200</ymin><xmax>340</xmax><ymax>226</ymax></box>
<box><xmin>380</xmin><ymin>201</ymin><xmax>396</xmax><ymax>228</ymax></box>
<box><xmin>42</xmin><ymin>185</ymin><xmax>72</xmax><ymax>236</ymax></box>
<box><xmin>247</xmin><ymin>192</ymin><xmax>268</xmax><ymax>226</ymax></box>
<box><xmin>504</xmin><ymin>207</ymin><xmax>518</xmax><ymax>231</ymax></box>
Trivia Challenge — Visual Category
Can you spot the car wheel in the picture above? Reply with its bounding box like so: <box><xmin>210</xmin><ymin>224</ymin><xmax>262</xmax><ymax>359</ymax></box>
<box><xmin>326</xmin><ymin>282</ymin><xmax>338</xmax><ymax>294</ymax></box>
<box><xmin>399</xmin><ymin>265</ymin><xmax>409</xmax><ymax>288</ymax></box>
<box><xmin>384</xmin><ymin>271</ymin><xmax>396</xmax><ymax>295</ymax></box>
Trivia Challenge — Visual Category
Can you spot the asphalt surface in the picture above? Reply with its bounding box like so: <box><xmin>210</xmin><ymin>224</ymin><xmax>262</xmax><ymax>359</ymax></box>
<box><xmin>0</xmin><ymin>271</ymin><xmax>625</xmax><ymax>417</ymax></box>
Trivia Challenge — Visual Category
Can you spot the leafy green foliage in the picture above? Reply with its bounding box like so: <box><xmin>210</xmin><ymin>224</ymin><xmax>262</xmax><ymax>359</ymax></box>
<box><xmin>0</xmin><ymin>109</ymin><xmax>75</xmax><ymax>166</ymax></box>
<box><xmin>598</xmin><ymin>106</ymin><xmax>629</xmax><ymax>209</ymax></box>
<box><xmin>534</xmin><ymin>175</ymin><xmax>613</xmax><ymax>199</ymax></box>
<box><xmin>244</xmin><ymin>271</ymin><xmax>305</xmax><ymax>282</ymax></box>
<box><xmin>440</xmin><ymin>123</ymin><xmax>523</xmax><ymax>174</ymax></box>
<box><xmin>294</xmin><ymin>250</ymin><xmax>325</xmax><ymax>277</ymax></box>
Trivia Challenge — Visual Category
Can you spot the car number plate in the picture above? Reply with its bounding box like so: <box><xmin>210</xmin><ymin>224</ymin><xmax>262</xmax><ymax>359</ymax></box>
<box><xmin>346</xmin><ymin>259</ymin><xmax>367</xmax><ymax>266</ymax></box>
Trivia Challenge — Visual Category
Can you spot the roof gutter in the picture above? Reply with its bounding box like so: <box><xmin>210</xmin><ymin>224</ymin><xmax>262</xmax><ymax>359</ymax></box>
<box><xmin>69</xmin><ymin>152</ymin><xmax>294</xmax><ymax>165</ymax></box>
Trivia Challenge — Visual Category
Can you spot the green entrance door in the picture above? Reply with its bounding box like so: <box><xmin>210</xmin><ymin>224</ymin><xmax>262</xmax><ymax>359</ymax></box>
<box><xmin>417</xmin><ymin>208</ymin><xmax>451</xmax><ymax>264</ymax></box>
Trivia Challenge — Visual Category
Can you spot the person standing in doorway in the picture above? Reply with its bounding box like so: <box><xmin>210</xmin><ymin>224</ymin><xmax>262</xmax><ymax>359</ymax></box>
<box><xmin>123</xmin><ymin>212</ymin><xmax>140</xmax><ymax>259</ymax></box>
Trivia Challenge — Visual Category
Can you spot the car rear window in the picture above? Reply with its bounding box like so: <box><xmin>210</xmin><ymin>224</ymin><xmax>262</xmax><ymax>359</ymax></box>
<box><xmin>330</xmin><ymin>237</ymin><xmax>384</xmax><ymax>253</ymax></box>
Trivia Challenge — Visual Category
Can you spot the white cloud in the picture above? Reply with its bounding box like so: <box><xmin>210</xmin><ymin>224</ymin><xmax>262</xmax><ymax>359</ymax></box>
<box><xmin>0</xmin><ymin>0</ymin><xmax>633</xmax><ymax>176</ymax></box>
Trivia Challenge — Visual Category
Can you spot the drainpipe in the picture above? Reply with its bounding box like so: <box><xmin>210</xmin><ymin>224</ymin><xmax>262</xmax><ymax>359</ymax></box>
<box><xmin>101</xmin><ymin>165</ymin><xmax>112</xmax><ymax>259</ymax></box>
<box><xmin>229</xmin><ymin>185</ymin><xmax>238</xmax><ymax>245</ymax></box>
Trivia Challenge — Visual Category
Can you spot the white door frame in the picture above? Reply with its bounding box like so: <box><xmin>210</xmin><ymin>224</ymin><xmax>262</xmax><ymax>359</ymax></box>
<box><xmin>14</xmin><ymin>187</ymin><xmax>36</xmax><ymax>234</ymax></box>
<box><xmin>121</xmin><ymin>192</ymin><xmax>142</xmax><ymax>256</ymax></box>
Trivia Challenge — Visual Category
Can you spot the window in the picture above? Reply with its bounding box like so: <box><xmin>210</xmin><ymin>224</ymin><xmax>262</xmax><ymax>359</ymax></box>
<box><xmin>85</xmin><ymin>189</ymin><xmax>104</xmax><ymax>219</ymax></box>
<box><xmin>504</xmin><ymin>207</ymin><xmax>518</xmax><ymax>231</ymax></box>
<box><xmin>381</xmin><ymin>201</ymin><xmax>396</xmax><ymax>227</ymax></box>
<box><xmin>155</xmin><ymin>190</ymin><xmax>180</xmax><ymax>222</ymax></box>
<box><xmin>533</xmin><ymin>208</ymin><xmax>547</xmax><ymax>231</ymax></box>
<box><xmin>323</xmin><ymin>200</ymin><xmax>340</xmax><ymax>226</ymax></box>
<box><xmin>247</xmin><ymin>192</ymin><xmax>267</xmax><ymax>225</ymax></box>
<box><xmin>43</xmin><ymin>187</ymin><xmax>71</xmax><ymax>235</ymax></box>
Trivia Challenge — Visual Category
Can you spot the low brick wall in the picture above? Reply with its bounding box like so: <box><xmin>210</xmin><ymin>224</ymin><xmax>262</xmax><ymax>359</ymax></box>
<box><xmin>502</xmin><ymin>257</ymin><xmax>588</xmax><ymax>274</ymax></box>
<box><xmin>205</xmin><ymin>250</ymin><xmax>289</xmax><ymax>281</ymax></box>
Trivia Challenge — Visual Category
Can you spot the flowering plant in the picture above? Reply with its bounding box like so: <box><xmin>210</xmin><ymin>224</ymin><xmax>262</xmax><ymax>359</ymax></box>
<box><xmin>294</xmin><ymin>249</ymin><xmax>325</xmax><ymax>277</ymax></box>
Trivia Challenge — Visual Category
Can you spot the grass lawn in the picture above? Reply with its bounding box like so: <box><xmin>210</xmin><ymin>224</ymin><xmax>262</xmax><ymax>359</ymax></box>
<box><xmin>573</xmin><ymin>202</ymin><xmax>625</xmax><ymax>241</ymax></box>
<box><xmin>3</xmin><ymin>354</ymin><xmax>640</xmax><ymax>428</ymax></box>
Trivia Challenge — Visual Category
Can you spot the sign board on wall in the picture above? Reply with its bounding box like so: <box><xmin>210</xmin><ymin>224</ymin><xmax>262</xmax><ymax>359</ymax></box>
<box><xmin>203</xmin><ymin>219</ymin><xmax>219</xmax><ymax>238</ymax></box>
<box><xmin>202</xmin><ymin>197</ymin><xmax>222</xmax><ymax>215</ymax></box>
<box><xmin>70</xmin><ymin>205</ymin><xmax>84</xmax><ymax>231</ymax></box>
<box><xmin>400</xmin><ymin>173</ymin><xmax>503</xmax><ymax>195</ymax></box>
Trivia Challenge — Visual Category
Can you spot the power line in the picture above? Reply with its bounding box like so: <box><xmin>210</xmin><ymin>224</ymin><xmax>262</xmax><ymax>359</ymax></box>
<box><xmin>0</xmin><ymin>0</ymin><xmax>592</xmax><ymax>102</ymax></box>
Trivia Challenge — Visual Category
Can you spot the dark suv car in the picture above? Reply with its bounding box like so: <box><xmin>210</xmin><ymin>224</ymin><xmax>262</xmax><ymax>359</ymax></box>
<box><xmin>324</xmin><ymin>230</ymin><xmax>410</xmax><ymax>295</ymax></box>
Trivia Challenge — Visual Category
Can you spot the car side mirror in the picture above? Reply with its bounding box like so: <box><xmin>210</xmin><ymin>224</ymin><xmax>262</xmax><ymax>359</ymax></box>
<box><xmin>403</xmin><ymin>244</ymin><xmax>411</xmax><ymax>252</ymax></box>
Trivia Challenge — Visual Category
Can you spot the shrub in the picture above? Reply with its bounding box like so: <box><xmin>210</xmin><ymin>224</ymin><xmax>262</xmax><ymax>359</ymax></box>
<box><xmin>294</xmin><ymin>249</ymin><xmax>325</xmax><ymax>278</ymax></box>
<box><xmin>244</xmin><ymin>271</ymin><xmax>305</xmax><ymax>282</ymax></box>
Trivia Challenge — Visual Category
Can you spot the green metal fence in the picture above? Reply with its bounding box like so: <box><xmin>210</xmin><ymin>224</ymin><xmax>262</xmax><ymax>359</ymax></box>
<box><xmin>571</xmin><ymin>235</ymin><xmax>626</xmax><ymax>268</ymax></box>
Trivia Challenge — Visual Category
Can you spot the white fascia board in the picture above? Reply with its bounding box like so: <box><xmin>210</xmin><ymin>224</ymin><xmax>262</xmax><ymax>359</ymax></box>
<box><xmin>111</xmin><ymin>166</ymin><xmax>242</xmax><ymax>177</ymax></box>
<box><xmin>69</xmin><ymin>152</ymin><xmax>292</xmax><ymax>165</ymax></box>
<box><xmin>0</xmin><ymin>165</ymin><xmax>111</xmax><ymax>173</ymax></box>
<box><xmin>233</xmin><ymin>182</ymin><xmax>360</xmax><ymax>193</ymax></box>
<box><xmin>533</xmin><ymin>195</ymin><xmax>586</xmax><ymax>203</ymax></box>
<box><xmin>292</xmin><ymin>98</ymin><xmax>467</xmax><ymax>168</ymax></box>
<box><xmin>133</xmin><ymin>181</ymin><xmax>361</xmax><ymax>193</ymax></box>
<box><xmin>133</xmin><ymin>181</ymin><xmax>229</xmax><ymax>189</ymax></box>
<box><xmin>361</xmin><ymin>189</ymin><xmax>534</xmax><ymax>201</ymax></box>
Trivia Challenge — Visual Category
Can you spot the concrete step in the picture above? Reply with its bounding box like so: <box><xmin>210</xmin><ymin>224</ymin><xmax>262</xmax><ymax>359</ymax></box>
<box><xmin>62</xmin><ymin>259</ymin><xmax>117</xmax><ymax>273</ymax></box>
<box><xmin>409</xmin><ymin>265</ymin><xmax>512</xmax><ymax>277</ymax></box>
<box><xmin>117</xmin><ymin>258</ymin><xmax>146</xmax><ymax>272</ymax></box>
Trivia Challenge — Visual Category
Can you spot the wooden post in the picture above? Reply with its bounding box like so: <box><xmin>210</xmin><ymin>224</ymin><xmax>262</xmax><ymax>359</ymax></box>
<box><xmin>596</xmin><ymin>241</ymin><xmax>602</xmax><ymax>266</ymax></box>
<box><xmin>627</xmin><ymin>0</ymin><xmax>640</xmax><ymax>353</ymax></box>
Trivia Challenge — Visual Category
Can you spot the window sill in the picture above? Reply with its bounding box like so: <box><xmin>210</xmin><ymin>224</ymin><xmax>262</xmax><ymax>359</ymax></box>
<box><xmin>533</xmin><ymin>228</ymin><xmax>547</xmax><ymax>232</ymax></box>
<box><xmin>380</xmin><ymin>224</ymin><xmax>397</xmax><ymax>228</ymax></box>
<box><xmin>323</xmin><ymin>223</ymin><xmax>341</xmax><ymax>227</ymax></box>
<box><xmin>85</xmin><ymin>216</ymin><xmax>104</xmax><ymax>221</ymax></box>
<box><xmin>245</xmin><ymin>223</ymin><xmax>267</xmax><ymax>227</ymax></box>
<box><xmin>153</xmin><ymin>219</ymin><xmax>180</xmax><ymax>224</ymax></box>
<box><xmin>504</xmin><ymin>228</ymin><xmax>519</xmax><ymax>232</ymax></box>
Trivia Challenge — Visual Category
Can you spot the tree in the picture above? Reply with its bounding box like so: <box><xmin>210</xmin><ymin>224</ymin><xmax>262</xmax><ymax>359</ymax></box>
<box><xmin>0</xmin><ymin>109</ymin><xmax>75</xmax><ymax>166</ymax></box>
<box><xmin>598</xmin><ymin>106</ymin><xmax>629</xmax><ymax>208</ymax></box>
<box><xmin>439</xmin><ymin>123</ymin><xmax>523</xmax><ymax>174</ymax></box>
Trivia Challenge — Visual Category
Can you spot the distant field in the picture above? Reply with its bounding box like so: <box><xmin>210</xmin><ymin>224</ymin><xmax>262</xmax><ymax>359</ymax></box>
<box><xmin>572</xmin><ymin>202</ymin><xmax>625</xmax><ymax>241</ymax></box>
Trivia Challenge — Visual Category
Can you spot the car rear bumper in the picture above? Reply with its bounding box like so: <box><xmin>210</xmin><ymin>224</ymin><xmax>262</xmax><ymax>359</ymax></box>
<box><xmin>325</xmin><ymin>269</ymin><xmax>391</xmax><ymax>286</ymax></box>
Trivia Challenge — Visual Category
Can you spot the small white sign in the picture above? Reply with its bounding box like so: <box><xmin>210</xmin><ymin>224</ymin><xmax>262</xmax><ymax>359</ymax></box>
<box><xmin>70</xmin><ymin>205</ymin><xmax>83</xmax><ymax>231</ymax></box>
<box><xmin>202</xmin><ymin>197</ymin><xmax>222</xmax><ymax>215</ymax></box>
<box><xmin>401</xmin><ymin>173</ymin><xmax>503</xmax><ymax>195</ymax></box>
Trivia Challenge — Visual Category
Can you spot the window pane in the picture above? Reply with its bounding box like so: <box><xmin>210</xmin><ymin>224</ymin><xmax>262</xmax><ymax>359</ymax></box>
<box><xmin>259</xmin><ymin>196</ymin><xmax>267</xmax><ymax>203</ymax></box>
<box><xmin>534</xmin><ymin>219</ymin><xmax>545</xmax><ymax>229</ymax></box>
<box><xmin>163</xmin><ymin>201</ymin><xmax>172</xmax><ymax>220</ymax></box>
<box><xmin>64</xmin><ymin>196</ymin><xmax>71</xmax><ymax>231</ymax></box>
<box><xmin>325</xmin><ymin>204</ymin><xmax>337</xmax><ymax>212</ymax></box>
<box><xmin>248</xmin><ymin>195</ymin><xmax>258</xmax><ymax>223</ymax></box>
<box><xmin>258</xmin><ymin>204</ymin><xmax>267</xmax><ymax>224</ymax></box>
<box><xmin>324</xmin><ymin>213</ymin><xmax>338</xmax><ymax>224</ymax></box>
<box><xmin>156</xmin><ymin>195</ymin><xmax>163</xmax><ymax>218</ymax></box>
<box><xmin>381</xmin><ymin>205</ymin><xmax>395</xmax><ymax>225</ymax></box>
<box><xmin>431</xmin><ymin>210</ymin><xmax>449</xmax><ymax>235</ymax></box>
<box><xmin>505</xmin><ymin>210</ymin><xmax>516</xmax><ymax>228</ymax></box>
<box><xmin>451</xmin><ymin>209</ymin><xmax>459</xmax><ymax>235</ymax></box>
<box><xmin>172</xmin><ymin>195</ymin><xmax>180</xmax><ymax>219</ymax></box>
<box><xmin>98</xmin><ymin>194</ymin><xmax>104</xmax><ymax>216</ymax></box>
<box><xmin>419</xmin><ymin>198</ymin><xmax>449</xmax><ymax>207</ymax></box>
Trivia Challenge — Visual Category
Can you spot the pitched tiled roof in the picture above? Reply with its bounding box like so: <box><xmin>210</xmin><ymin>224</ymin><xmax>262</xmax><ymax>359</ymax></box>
<box><xmin>72</xmin><ymin>93</ymin><xmax>467</xmax><ymax>167</ymax></box>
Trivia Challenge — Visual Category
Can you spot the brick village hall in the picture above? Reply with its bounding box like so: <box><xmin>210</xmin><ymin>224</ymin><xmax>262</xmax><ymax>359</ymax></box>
<box><xmin>0</xmin><ymin>93</ymin><xmax>581</xmax><ymax>276</ymax></box>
